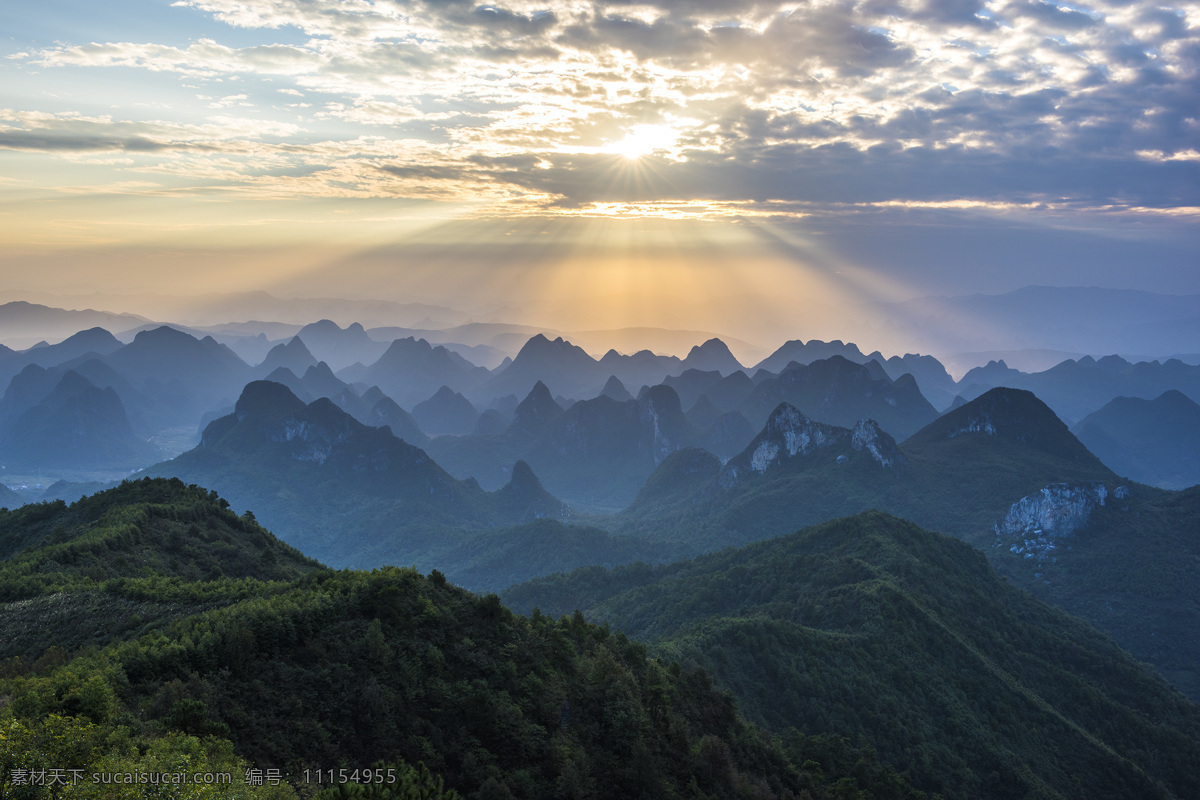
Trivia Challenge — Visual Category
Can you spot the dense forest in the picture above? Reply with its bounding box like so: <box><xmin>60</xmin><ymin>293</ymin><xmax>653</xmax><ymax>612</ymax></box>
<box><xmin>0</xmin><ymin>478</ymin><xmax>924</xmax><ymax>799</ymax></box>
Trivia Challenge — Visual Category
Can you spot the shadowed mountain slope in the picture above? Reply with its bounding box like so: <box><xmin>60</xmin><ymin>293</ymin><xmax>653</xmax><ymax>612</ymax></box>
<box><xmin>1071</xmin><ymin>390</ymin><xmax>1200</xmax><ymax>489</ymax></box>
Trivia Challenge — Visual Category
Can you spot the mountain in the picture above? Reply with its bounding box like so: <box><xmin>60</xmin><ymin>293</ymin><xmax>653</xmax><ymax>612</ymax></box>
<box><xmin>483</xmin><ymin>333</ymin><xmax>604</xmax><ymax>401</ymax></box>
<box><xmin>662</xmin><ymin>369</ymin><xmax>724</xmax><ymax>409</ymax></box>
<box><xmin>680</xmin><ymin>338</ymin><xmax>743</xmax><ymax>374</ymax></box>
<box><xmin>873</xmin><ymin>352</ymin><xmax>958</xmax><ymax>410</ymax></box>
<box><xmin>0</xmin><ymin>482</ymin><xmax>21</xmax><ymax>508</ymax></box>
<box><xmin>956</xmin><ymin>354</ymin><xmax>1200</xmax><ymax>424</ymax></box>
<box><xmin>426</xmin><ymin>383</ymin><xmax>696</xmax><ymax>511</ymax></box>
<box><xmin>599</xmin><ymin>374</ymin><xmax>632</xmax><ymax>402</ymax></box>
<box><xmin>697</xmin><ymin>410</ymin><xmax>757</xmax><ymax>459</ymax></box>
<box><xmin>144</xmin><ymin>381</ymin><xmax>660</xmax><ymax>588</ymax></box>
<box><xmin>508</xmin><ymin>379</ymin><xmax>563</xmax><ymax>437</ymax></box>
<box><xmin>617</xmin><ymin>388</ymin><xmax>1200</xmax><ymax>701</ymax></box>
<box><xmin>293</xmin><ymin>319</ymin><xmax>389</xmax><ymax>371</ymax></box>
<box><xmin>596</xmin><ymin>347</ymin><xmax>682</xmax><ymax>390</ymax></box>
<box><xmin>520</xmin><ymin>385</ymin><xmax>694</xmax><ymax>509</ymax></box>
<box><xmin>0</xmin><ymin>479</ymin><xmax>878</xmax><ymax>799</ymax></box>
<box><xmin>346</xmin><ymin>335</ymin><xmax>489</xmax><ymax>408</ymax></box>
<box><xmin>0</xmin><ymin>301</ymin><xmax>147</xmax><ymax>348</ymax></box>
<box><xmin>367</xmin><ymin>395</ymin><xmax>430</xmax><ymax>446</ymax></box>
<box><xmin>738</xmin><ymin>355</ymin><xmax>940</xmax><ymax>439</ymax></box>
<box><xmin>0</xmin><ymin>326</ymin><xmax>125</xmax><ymax>385</ymax></box>
<box><xmin>751</xmin><ymin>339</ymin><xmax>869</xmax><ymax>373</ymax></box>
<box><xmin>411</xmin><ymin>385</ymin><xmax>480</xmax><ymax>436</ymax></box>
<box><xmin>101</xmin><ymin>325</ymin><xmax>254</xmax><ymax>431</ymax></box>
<box><xmin>253</xmin><ymin>335</ymin><xmax>317</xmax><ymax>377</ymax></box>
<box><xmin>685</xmin><ymin>394</ymin><xmax>724</xmax><ymax>429</ymax></box>
<box><xmin>0</xmin><ymin>370</ymin><xmax>156</xmax><ymax>472</ymax></box>
<box><xmin>503</xmin><ymin>511</ymin><xmax>1200</xmax><ymax>800</ymax></box>
<box><xmin>1072</xmin><ymin>390</ymin><xmax>1200</xmax><ymax>489</ymax></box>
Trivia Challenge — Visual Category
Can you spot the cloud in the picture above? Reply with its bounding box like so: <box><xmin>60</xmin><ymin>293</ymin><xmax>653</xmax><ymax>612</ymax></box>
<box><xmin>2</xmin><ymin>0</ymin><xmax>1197</xmax><ymax>219</ymax></box>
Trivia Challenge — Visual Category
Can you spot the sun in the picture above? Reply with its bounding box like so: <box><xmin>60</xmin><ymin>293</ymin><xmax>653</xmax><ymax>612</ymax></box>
<box><xmin>606</xmin><ymin>124</ymin><xmax>681</xmax><ymax>159</ymax></box>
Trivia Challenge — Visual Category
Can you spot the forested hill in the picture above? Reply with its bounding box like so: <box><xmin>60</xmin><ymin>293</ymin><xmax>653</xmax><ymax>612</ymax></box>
<box><xmin>504</xmin><ymin>511</ymin><xmax>1200</xmax><ymax>800</ymax></box>
<box><xmin>0</xmin><ymin>478</ymin><xmax>921</xmax><ymax>799</ymax></box>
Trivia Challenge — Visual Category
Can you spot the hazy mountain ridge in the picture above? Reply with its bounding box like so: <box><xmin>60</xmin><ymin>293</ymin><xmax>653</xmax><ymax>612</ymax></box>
<box><xmin>1069</xmin><ymin>390</ymin><xmax>1200</xmax><ymax>490</ymax></box>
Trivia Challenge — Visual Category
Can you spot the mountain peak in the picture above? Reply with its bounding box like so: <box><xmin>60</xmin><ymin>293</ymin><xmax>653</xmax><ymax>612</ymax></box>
<box><xmin>600</xmin><ymin>374</ymin><xmax>632</xmax><ymax>402</ymax></box>
<box><xmin>511</xmin><ymin>380</ymin><xmax>563</xmax><ymax>436</ymax></box>
<box><xmin>682</xmin><ymin>338</ymin><xmax>742</xmax><ymax>374</ymax></box>
<box><xmin>234</xmin><ymin>379</ymin><xmax>307</xmax><ymax>421</ymax></box>
<box><xmin>906</xmin><ymin>387</ymin><xmax>1108</xmax><ymax>468</ymax></box>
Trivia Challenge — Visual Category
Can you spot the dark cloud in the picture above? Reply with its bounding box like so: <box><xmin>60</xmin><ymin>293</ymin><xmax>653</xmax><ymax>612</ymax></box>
<box><xmin>1018</xmin><ymin>0</ymin><xmax>1100</xmax><ymax>30</ymax></box>
<box><xmin>0</xmin><ymin>131</ymin><xmax>175</xmax><ymax>152</ymax></box>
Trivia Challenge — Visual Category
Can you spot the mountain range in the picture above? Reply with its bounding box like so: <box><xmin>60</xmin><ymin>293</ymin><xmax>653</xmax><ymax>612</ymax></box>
<box><xmin>503</xmin><ymin>510</ymin><xmax>1200</xmax><ymax>800</ymax></box>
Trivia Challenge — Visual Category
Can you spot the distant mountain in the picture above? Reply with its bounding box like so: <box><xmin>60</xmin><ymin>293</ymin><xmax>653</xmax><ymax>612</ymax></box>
<box><xmin>144</xmin><ymin>381</ymin><xmax>658</xmax><ymax>587</ymax></box>
<box><xmin>412</xmin><ymin>385</ymin><xmax>480</xmax><ymax>437</ymax></box>
<box><xmin>295</xmin><ymin>319</ymin><xmax>389</xmax><ymax>371</ymax></box>
<box><xmin>662</xmin><ymin>369</ymin><xmax>724</xmax><ymax>409</ymax></box>
<box><xmin>253</xmin><ymin>335</ymin><xmax>317</xmax><ymax>377</ymax></box>
<box><xmin>751</xmin><ymin>339</ymin><xmax>869</xmax><ymax>373</ymax></box>
<box><xmin>680</xmin><ymin>338</ymin><xmax>743</xmax><ymax>374</ymax></box>
<box><xmin>503</xmin><ymin>511</ymin><xmax>1200</xmax><ymax>800</ymax></box>
<box><xmin>957</xmin><ymin>354</ymin><xmax>1200</xmax><ymax>424</ymax></box>
<box><xmin>508</xmin><ymin>380</ymin><xmax>563</xmax><ymax>438</ymax></box>
<box><xmin>427</xmin><ymin>382</ymin><xmax>696</xmax><ymax>511</ymax></box>
<box><xmin>346</xmin><ymin>336</ymin><xmax>489</xmax><ymax>408</ymax></box>
<box><xmin>0</xmin><ymin>326</ymin><xmax>125</xmax><ymax>389</ymax></box>
<box><xmin>738</xmin><ymin>355</ymin><xmax>939</xmax><ymax>439</ymax></box>
<box><xmin>599</xmin><ymin>374</ymin><xmax>632</xmax><ymax>402</ymax></box>
<box><xmin>100</xmin><ymin>325</ymin><xmax>253</xmax><ymax>431</ymax></box>
<box><xmin>696</xmin><ymin>410</ymin><xmax>757</xmax><ymax>459</ymax></box>
<box><xmin>596</xmin><ymin>347</ymin><xmax>682</xmax><ymax>390</ymax></box>
<box><xmin>0</xmin><ymin>301</ymin><xmax>147</xmax><ymax>348</ymax></box>
<box><xmin>367</xmin><ymin>395</ymin><xmax>430</xmax><ymax>446</ymax></box>
<box><xmin>0</xmin><ymin>370</ymin><xmax>156</xmax><ymax>471</ymax></box>
<box><xmin>0</xmin><ymin>482</ymin><xmax>21</xmax><ymax>508</ymax></box>
<box><xmin>684</xmin><ymin>394</ymin><xmax>724</xmax><ymax>430</ymax></box>
<box><xmin>482</xmin><ymin>334</ymin><xmax>604</xmax><ymax>401</ymax></box>
<box><xmin>1072</xmin><ymin>390</ymin><xmax>1200</xmax><ymax>489</ymax></box>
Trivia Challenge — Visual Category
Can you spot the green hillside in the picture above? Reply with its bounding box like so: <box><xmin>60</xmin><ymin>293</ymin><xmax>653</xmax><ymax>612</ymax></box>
<box><xmin>611</xmin><ymin>389</ymin><xmax>1200</xmax><ymax>703</ymax></box>
<box><xmin>504</xmin><ymin>511</ymin><xmax>1200</xmax><ymax>800</ymax></box>
<box><xmin>0</xmin><ymin>480</ymin><xmax>916</xmax><ymax>799</ymax></box>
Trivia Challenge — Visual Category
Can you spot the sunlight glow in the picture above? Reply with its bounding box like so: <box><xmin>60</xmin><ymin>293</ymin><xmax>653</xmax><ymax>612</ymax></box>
<box><xmin>605</xmin><ymin>125</ymin><xmax>682</xmax><ymax>160</ymax></box>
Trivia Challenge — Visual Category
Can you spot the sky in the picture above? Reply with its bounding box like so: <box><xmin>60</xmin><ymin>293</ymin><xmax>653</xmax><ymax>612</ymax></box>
<box><xmin>1</xmin><ymin>0</ymin><xmax>1198</xmax><ymax>347</ymax></box>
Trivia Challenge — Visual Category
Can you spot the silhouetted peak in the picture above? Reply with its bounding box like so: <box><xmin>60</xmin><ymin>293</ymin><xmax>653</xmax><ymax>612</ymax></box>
<box><xmin>512</xmin><ymin>380</ymin><xmax>563</xmax><ymax>433</ymax></box>
<box><xmin>908</xmin><ymin>387</ymin><xmax>1103</xmax><ymax>466</ymax></box>
<box><xmin>507</xmin><ymin>459</ymin><xmax>542</xmax><ymax>496</ymax></box>
<box><xmin>60</xmin><ymin>327</ymin><xmax>120</xmax><ymax>349</ymax></box>
<box><xmin>51</xmin><ymin>369</ymin><xmax>97</xmax><ymax>397</ymax></box>
<box><xmin>601</xmin><ymin>375</ymin><xmax>632</xmax><ymax>402</ymax></box>
<box><xmin>304</xmin><ymin>362</ymin><xmax>338</xmax><ymax>381</ymax></box>
<box><xmin>235</xmin><ymin>380</ymin><xmax>306</xmax><ymax>420</ymax></box>
<box><xmin>132</xmin><ymin>325</ymin><xmax>195</xmax><ymax>346</ymax></box>
<box><xmin>284</xmin><ymin>336</ymin><xmax>314</xmax><ymax>356</ymax></box>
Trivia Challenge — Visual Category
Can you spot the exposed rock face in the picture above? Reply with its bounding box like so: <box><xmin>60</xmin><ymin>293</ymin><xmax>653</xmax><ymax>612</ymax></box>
<box><xmin>851</xmin><ymin>419</ymin><xmax>903</xmax><ymax>468</ymax></box>
<box><xmin>994</xmin><ymin>481</ymin><xmax>1111</xmax><ymax>563</ymax></box>
<box><xmin>718</xmin><ymin>403</ymin><xmax>901</xmax><ymax>488</ymax></box>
